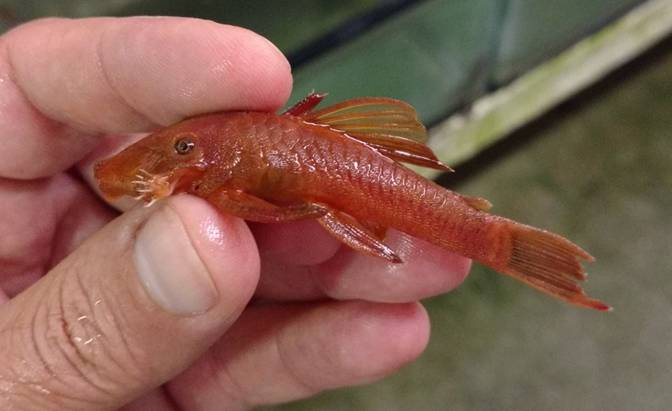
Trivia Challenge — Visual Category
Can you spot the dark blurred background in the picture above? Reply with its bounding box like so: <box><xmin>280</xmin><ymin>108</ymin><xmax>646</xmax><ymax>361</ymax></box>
<box><xmin>2</xmin><ymin>1</ymin><xmax>670</xmax><ymax>410</ymax></box>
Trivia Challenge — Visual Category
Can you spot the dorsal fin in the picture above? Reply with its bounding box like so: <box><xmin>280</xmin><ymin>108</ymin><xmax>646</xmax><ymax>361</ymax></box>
<box><xmin>299</xmin><ymin>95</ymin><xmax>452</xmax><ymax>171</ymax></box>
<box><xmin>306</xmin><ymin>97</ymin><xmax>427</xmax><ymax>142</ymax></box>
<box><xmin>282</xmin><ymin>91</ymin><xmax>327</xmax><ymax>117</ymax></box>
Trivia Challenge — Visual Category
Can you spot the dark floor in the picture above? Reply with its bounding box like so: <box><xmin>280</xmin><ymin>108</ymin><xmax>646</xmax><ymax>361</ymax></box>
<box><xmin>269</xmin><ymin>39</ymin><xmax>672</xmax><ymax>411</ymax></box>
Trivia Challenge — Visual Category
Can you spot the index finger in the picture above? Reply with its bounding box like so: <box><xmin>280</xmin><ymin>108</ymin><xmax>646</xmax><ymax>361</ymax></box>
<box><xmin>0</xmin><ymin>17</ymin><xmax>292</xmax><ymax>178</ymax></box>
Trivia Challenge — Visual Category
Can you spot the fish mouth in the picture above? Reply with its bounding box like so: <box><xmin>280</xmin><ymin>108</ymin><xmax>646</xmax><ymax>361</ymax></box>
<box><xmin>129</xmin><ymin>165</ymin><xmax>205</xmax><ymax>206</ymax></box>
<box><xmin>129</xmin><ymin>168</ymin><xmax>173</xmax><ymax>205</ymax></box>
<box><xmin>94</xmin><ymin>157</ymin><xmax>206</xmax><ymax>205</ymax></box>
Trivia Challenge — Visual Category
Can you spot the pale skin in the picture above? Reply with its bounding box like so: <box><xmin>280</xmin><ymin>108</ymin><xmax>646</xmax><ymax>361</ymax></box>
<box><xmin>0</xmin><ymin>17</ymin><xmax>471</xmax><ymax>410</ymax></box>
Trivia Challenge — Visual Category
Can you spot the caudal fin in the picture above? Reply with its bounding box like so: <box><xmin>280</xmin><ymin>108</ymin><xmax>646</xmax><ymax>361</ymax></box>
<box><xmin>502</xmin><ymin>224</ymin><xmax>610</xmax><ymax>311</ymax></box>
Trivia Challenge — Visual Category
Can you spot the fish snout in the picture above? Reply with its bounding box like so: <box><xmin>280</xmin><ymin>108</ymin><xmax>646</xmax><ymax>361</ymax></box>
<box><xmin>93</xmin><ymin>158</ymin><xmax>138</xmax><ymax>200</ymax></box>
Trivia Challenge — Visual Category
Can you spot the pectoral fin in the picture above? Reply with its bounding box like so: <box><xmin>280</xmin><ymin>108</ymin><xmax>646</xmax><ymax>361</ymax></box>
<box><xmin>207</xmin><ymin>189</ymin><xmax>327</xmax><ymax>223</ymax></box>
<box><xmin>318</xmin><ymin>209</ymin><xmax>401</xmax><ymax>263</ymax></box>
<box><xmin>361</xmin><ymin>220</ymin><xmax>388</xmax><ymax>240</ymax></box>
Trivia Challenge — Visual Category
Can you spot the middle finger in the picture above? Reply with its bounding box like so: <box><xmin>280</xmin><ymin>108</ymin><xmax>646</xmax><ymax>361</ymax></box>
<box><xmin>252</xmin><ymin>222</ymin><xmax>471</xmax><ymax>303</ymax></box>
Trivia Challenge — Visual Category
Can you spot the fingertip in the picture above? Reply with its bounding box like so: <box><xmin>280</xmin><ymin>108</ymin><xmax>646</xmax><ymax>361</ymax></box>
<box><xmin>391</xmin><ymin>231</ymin><xmax>472</xmax><ymax>290</ymax></box>
<box><xmin>167</xmin><ymin>194</ymin><xmax>260</xmax><ymax>319</ymax></box>
<box><xmin>339</xmin><ymin>302</ymin><xmax>430</xmax><ymax>380</ymax></box>
<box><xmin>390</xmin><ymin>302</ymin><xmax>431</xmax><ymax>365</ymax></box>
<box><xmin>316</xmin><ymin>231</ymin><xmax>472</xmax><ymax>303</ymax></box>
<box><xmin>439</xmin><ymin>252</ymin><xmax>471</xmax><ymax>291</ymax></box>
<box><xmin>97</xmin><ymin>17</ymin><xmax>293</xmax><ymax>126</ymax></box>
<box><xmin>218</xmin><ymin>24</ymin><xmax>293</xmax><ymax>111</ymax></box>
<box><xmin>165</xmin><ymin>300</ymin><xmax>430</xmax><ymax>408</ymax></box>
<box><xmin>278</xmin><ymin>301</ymin><xmax>431</xmax><ymax>387</ymax></box>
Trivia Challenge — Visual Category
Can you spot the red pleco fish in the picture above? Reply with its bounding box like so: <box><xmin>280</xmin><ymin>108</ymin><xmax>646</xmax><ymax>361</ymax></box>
<box><xmin>95</xmin><ymin>92</ymin><xmax>610</xmax><ymax>311</ymax></box>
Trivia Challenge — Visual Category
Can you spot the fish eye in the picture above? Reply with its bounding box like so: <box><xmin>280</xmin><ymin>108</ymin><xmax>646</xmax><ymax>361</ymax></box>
<box><xmin>174</xmin><ymin>138</ymin><xmax>195</xmax><ymax>155</ymax></box>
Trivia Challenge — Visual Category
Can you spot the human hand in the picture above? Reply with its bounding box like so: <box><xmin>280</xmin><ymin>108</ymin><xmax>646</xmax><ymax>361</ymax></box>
<box><xmin>0</xmin><ymin>17</ymin><xmax>470</xmax><ymax>410</ymax></box>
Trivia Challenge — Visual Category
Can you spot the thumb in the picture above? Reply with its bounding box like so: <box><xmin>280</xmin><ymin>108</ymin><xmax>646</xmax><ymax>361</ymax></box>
<box><xmin>0</xmin><ymin>194</ymin><xmax>260</xmax><ymax>410</ymax></box>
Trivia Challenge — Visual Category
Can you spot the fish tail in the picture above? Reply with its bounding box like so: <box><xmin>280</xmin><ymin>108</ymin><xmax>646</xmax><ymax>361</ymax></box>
<box><xmin>497</xmin><ymin>222</ymin><xmax>610</xmax><ymax>311</ymax></box>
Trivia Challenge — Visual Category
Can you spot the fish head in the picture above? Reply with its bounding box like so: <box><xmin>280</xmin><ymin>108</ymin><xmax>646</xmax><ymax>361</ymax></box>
<box><xmin>94</xmin><ymin>117</ymin><xmax>211</xmax><ymax>204</ymax></box>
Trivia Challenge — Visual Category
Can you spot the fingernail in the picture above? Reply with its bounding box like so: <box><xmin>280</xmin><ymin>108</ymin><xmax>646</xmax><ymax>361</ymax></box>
<box><xmin>134</xmin><ymin>205</ymin><xmax>218</xmax><ymax>315</ymax></box>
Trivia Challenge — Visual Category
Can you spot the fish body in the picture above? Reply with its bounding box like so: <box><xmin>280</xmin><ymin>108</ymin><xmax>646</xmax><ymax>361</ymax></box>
<box><xmin>95</xmin><ymin>93</ymin><xmax>608</xmax><ymax>311</ymax></box>
<box><xmin>226</xmin><ymin>113</ymin><xmax>499</xmax><ymax>261</ymax></box>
